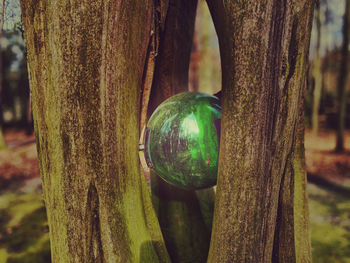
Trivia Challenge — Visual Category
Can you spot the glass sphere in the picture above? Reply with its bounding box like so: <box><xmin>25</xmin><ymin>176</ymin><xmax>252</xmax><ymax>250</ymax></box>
<box><xmin>143</xmin><ymin>92</ymin><xmax>221</xmax><ymax>189</ymax></box>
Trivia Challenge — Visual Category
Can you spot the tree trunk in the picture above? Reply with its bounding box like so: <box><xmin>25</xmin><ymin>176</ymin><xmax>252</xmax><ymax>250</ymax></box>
<box><xmin>147</xmin><ymin>0</ymin><xmax>197</xmax><ymax>115</ymax></box>
<box><xmin>151</xmin><ymin>176</ymin><xmax>213</xmax><ymax>263</ymax></box>
<box><xmin>311</xmin><ymin>0</ymin><xmax>322</xmax><ymax>135</ymax></box>
<box><xmin>206</xmin><ymin>0</ymin><xmax>314</xmax><ymax>262</ymax></box>
<box><xmin>336</xmin><ymin>0</ymin><xmax>350</xmax><ymax>152</ymax></box>
<box><xmin>272</xmin><ymin>81</ymin><xmax>311</xmax><ymax>263</ymax></box>
<box><xmin>21</xmin><ymin>1</ymin><xmax>170</xmax><ymax>262</ymax></box>
<box><xmin>293</xmin><ymin>83</ymin><xmax>312</xmax><ymax>263</ymax></box>
<box><xmin>146</xmin><ymin>1</ymin><xmax>214</xmax><ymax>262</ymax></box>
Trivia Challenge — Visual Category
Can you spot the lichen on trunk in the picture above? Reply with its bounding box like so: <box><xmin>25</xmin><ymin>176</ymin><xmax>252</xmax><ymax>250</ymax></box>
<box><xmin>206</xmin><ymin>0</ymin><xmax>314</xmax><ymax>262</ymax></box>
<box><xmin>20</xmin><ymin>0</ymin><xmax>170</xmax><ymax>262</ymax></box>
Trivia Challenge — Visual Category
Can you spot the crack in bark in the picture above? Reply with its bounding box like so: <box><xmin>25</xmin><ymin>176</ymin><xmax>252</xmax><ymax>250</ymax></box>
<box><xmin>139</xmin><ymin>0</ymin><xmax>166</xmax><ymax>132</ymax></box>
<box><xmin>86</xmin><ymin>183</ymin><xmax>104</xmax><ymax>263</ymax></box>
<box><xmin>264</xmin><ymin>0</ymin><xmax>287</xmax><ymax>152</ymax></box>
<box><xmin>283</xmin><ymin>19</ymin><xmax>299</xmax><ymax>95</ymax></box>
<box><xmin>272</xmin><ymin>150</ymin><xmax>296</xmax><ymax>263</ymax></box>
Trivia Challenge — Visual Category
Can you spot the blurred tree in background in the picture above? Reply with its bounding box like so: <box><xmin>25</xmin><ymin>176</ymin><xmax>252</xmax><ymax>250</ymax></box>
<box><xmin>307</xmin><ymin>0</ymin><xmax>350</xmax><ymax>153</ymax></box>
<box><xmin>0</xmin><ymin>0</ymin><xmax>30</xmax><ymax>136</ymax></box>
<box><xmin>311</xmin><ymin>0</ymin><xmax>322</xmax><ymax>135</ymax></box>
<box><xmin>189</xmin><ymin>0</ymin><xmax>221</xmax><ymax>95</ymax></box>
<box><xmin>1</xmin><ymin>31</ymin><xmax>28</xmax><ymax>127</ymax></box>
<box><xmin>336</xmin><ymin>0</ymin><xmax>350</xmax><ymax>152</ymax></box>
<box><xmin>0</xmin><ymin>0</ymin><xmax>6</xmax><ymax>149</ymax></box>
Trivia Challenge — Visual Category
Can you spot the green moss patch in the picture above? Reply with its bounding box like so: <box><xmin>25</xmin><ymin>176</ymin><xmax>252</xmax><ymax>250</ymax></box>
<box><xmin>0</xmin><ymin>189</ymin><xmax>50</xmax><ymax>262</ymax></box>
<box><xmin>309</xmin><ymin>183</ymin><xmax>350</xmax><ymax>263</ymax></box>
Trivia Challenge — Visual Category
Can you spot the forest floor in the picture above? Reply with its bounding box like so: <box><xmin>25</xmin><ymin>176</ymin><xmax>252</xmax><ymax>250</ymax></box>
<box><xmin>0</xmin><ymin>128</ymin><xmax>350</xmax><ymax>262</ymax></box>
<box><xmin>305</xmin><ymin>130</ymin><xmax>350</xmax><ymax>263</ymax></box>
<box><xmin>0</xmin><ymin>129</ymin><xmax>49</xmax><ymax>263</ymax></box>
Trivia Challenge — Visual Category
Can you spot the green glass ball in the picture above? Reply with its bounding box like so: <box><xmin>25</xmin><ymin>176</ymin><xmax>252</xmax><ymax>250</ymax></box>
<box><xmin>144</xmin><ymin>92</ymin><xmax>221</xmax><ymax>189</ymax></box>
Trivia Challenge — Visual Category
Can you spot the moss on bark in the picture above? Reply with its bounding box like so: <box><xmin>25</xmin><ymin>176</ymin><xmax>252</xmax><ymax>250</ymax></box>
<box><xmin>21</xmin><ymin>0</ymin><xmax>170</xmax><ymax>262</ymax></box>
<box><xmin>206</xmin><ymin>0</ymin><xmax>314</xmax><ymax>262</ymax></box>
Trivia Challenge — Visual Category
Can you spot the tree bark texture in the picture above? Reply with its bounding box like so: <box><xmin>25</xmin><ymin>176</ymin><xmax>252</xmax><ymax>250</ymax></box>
<box><xmin>139</xmin><ymin>0</ymin><xmax>169</xmax><ymax>134</ymax></box>
<box><xmin>292</xmin><ymin>84</ymin><xmax>312</xmax><ymax>263</ymax></box>
<box><xmin>147</xmin><ymin>0</ymin><xmax>198</xmax><ymax>115</ymax></box>
<box><xmin>336</xmin><ymin>0</ymin><xmax>350</xmax><ymax>152</ymax></box>
<box><xmin>311</xmin><ymin>1</ymin><xmax>322</xmax><ymax>135</ymax></box>
<box><xmin>145</xmin><ymin>1</ymin><xmax>215</xmax><ymax>262</ymax></box>
<box><xmin>21</xmin><ymin>1</ymin><xmax>170</xmax><ymax>262</ymax></box>
<box><xmin>206</xmin><ymin>0</ymin><xmax>314</xmax><ymax>262</ymax></box>
<box><xmin>151</xmin><ymin>175</ymin><xmax>213</xmax><ymax>263</ymax></box>
<box><xmin>272</xmin><ymin>82</ymin><xmax>311</xmax><ymax>263</ymax></box>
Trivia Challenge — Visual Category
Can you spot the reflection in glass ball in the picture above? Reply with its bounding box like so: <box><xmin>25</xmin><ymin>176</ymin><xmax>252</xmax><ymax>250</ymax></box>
<box><xmin>143</xmin><ymin>92</ymin><xmax>221</xmax><ymax>190</ymax></box>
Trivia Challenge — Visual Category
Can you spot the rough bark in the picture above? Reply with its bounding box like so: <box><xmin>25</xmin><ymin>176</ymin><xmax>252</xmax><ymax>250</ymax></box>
<box><xmin>206</xmin><ymin>0</ymin><xmax>314</xmax><ymax>262</ymax></box>
<box><xmin>147</xmin><ymin>0</ymin><xmax>197</xmax><ymax>114</ymax></box>
<box><xmin>139</xmin><ymin>0</ymin><xmax>169</xmax><ymax>134</ymax></box>
<box><xmin>336</xmin><ymin>0</ymin><xmax>350</xmax><ymax>152</ymax></box>
<box><xmin>151</xmin><ymin>175</ymin><xmax>213</xmax><ymax>263</ymax></box>
<box><xmin>21</xmin><ymin>1</ymin><xmax>170</xmax><ymax>262</ymax></box>
<box><xmin>293</xmin><ymin>85</ymin><xmax>312</xmax><ymax>263</ymax></box>
<box><xmin>311</xmin><ymin>1</ymin><xmax>322</xmax><ymax>135</ymax></box>
<box><xmin>146</xmin><ymin>1</ymin><xmax>214</xmax><ymax>262</ymax></box>
<box><xmin>272</xmin><ymin>81</ymin><xmax>311</xmax><ymax>263</ymax></box>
